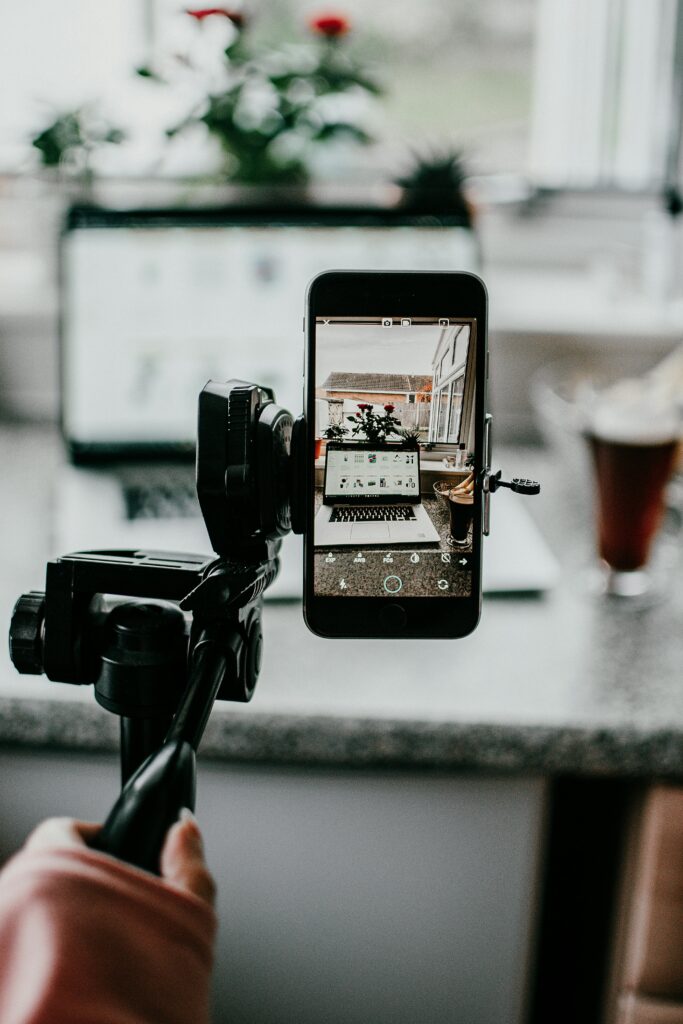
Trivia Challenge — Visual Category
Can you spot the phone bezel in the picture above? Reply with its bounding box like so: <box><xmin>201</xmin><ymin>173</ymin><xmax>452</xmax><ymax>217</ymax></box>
<box><xmin>303</xmin><ymin>270</ymin><xmax>488</xmax><ymax>639</ymax></box>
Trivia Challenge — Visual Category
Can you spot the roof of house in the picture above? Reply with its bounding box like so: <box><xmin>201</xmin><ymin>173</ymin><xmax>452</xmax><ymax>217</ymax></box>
<box><xmin>321</xmin><ymin>372</ymin><xmax>432</xmax><ymax>393</ymax></box>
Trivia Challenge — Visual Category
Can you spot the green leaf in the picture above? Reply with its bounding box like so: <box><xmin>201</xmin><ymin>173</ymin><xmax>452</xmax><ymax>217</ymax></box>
<box><xmin>311</xmin><ymin>122</ymin><xmax>372</xmax><ymax>144</ymax></box>
<box><xmin>103</xmin><ymin>128</ymin><xmax>125</xmax><ymax>145</ymax></box>
<box><xmin>135</xmin><ymin>65</ymin><xmax>164</xmax><ymax>82</ymax></box>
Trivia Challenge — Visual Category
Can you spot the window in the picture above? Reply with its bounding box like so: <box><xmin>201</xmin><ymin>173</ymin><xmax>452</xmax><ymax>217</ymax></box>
<box><xmin>3</xmin><ymin>1</ymin><xmax>680</xmax><ymax>188</ymax></box>
<box><xmin>530</xmin><ymin>0</ymin><xmax>680</xmax><ymax>189</ymax></box>
<box><xmin>436</xmin><ymin>386</ymin><xmax>450</xmax><ymax>441</ymax></box>
<box><xmin>447</xmin><ymin>374</ymin><xmax>465</xmax><ymax>442</ymax></box>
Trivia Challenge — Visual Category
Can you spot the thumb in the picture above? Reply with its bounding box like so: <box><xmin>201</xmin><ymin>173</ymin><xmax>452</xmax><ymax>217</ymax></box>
<box><xmin>160</xmin><ymin>809</ymin><xmax>216</xmax><ymax>907</ymax></box>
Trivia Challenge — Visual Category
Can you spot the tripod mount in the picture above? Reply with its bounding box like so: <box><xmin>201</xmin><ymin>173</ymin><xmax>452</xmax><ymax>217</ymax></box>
<box><xmin>10</xmin><ymin>544</ymin><xmax>282</xmax><ymax>872</ymax></box>
<box><xmin>8</xmin><ymin>382</ymin><xmax>537</xmax><ymax>873</ymax></box>
<box><xmin>9</xmin><ymin>379</ymin><xmax>305</xmax><ymax>873</ymax></box>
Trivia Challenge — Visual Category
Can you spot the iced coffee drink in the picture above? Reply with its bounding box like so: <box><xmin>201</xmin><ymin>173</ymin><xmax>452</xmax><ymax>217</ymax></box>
<box><xmin>583</xmin><ymin>377</ymin><xmax>680</xmax><ymax>593</ymax></box>
<box><xmin>448</xmin><ymin>491</ymin><xmax>474</xmax><ymax>546</ymax></box>
<box><xmin>438</xmin><ymin>472</ymin><xmax>474</xmax><ymax>547</ymax></box>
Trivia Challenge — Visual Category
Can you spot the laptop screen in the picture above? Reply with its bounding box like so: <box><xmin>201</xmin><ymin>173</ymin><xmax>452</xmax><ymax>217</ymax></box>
<box><xmin>323</xmin><ymin>444</ymin><xmax>421</xmax><ymax>504</ymax></box>
<box><xmin>60</xmin><ymin>208</ymin><xmax>477</xmax><ymax>458</ymax></box>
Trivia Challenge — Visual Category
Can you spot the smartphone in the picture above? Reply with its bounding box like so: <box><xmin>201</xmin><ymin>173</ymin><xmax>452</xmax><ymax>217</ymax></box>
<box><xmin>303</xmin><ymin>271</ymin><xmax>489</xmax><ymax>639</ymax></box>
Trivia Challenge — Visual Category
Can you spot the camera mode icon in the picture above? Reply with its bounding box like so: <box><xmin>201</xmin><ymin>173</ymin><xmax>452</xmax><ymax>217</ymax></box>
<box><xmin>401</xmin><ymin>318</ymin><xmax>411</xmax><ymax>327</ymax></box>
<box><xmin>439</xmin><ymin>318</ymin><xmax>449</xmax><ymax>327</ymax></box>
<box><xmin>382</xmin><ymin>317</ymin><xmax>393</xmax><ymax>328</ymax></box>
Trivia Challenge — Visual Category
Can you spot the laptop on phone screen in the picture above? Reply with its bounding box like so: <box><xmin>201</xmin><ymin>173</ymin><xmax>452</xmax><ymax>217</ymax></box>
<box><xmin>314</xmin><ymin>442</ymin><xmax>440</xmax><ymax>546</ymax></box>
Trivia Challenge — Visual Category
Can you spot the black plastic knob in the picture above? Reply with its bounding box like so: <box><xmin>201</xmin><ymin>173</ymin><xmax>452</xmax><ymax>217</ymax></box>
<box><xmin>9</xmin><ymin>591</ymin><xmax>46</xmax><ymax>675</ymax></box>
<box><xmin>487</xmin><ymin>470</ymin><xmax>540</xmax><ymax>496</ymax></box>
<box><xmin>510</xmin><ymin>477</ymin><xmax>541</xmax><ymax>495</ymax></box>
<box><xmin>95</xmin><ymin>601</ymin><xmax>187</xmax><ymax>718</ymax></box>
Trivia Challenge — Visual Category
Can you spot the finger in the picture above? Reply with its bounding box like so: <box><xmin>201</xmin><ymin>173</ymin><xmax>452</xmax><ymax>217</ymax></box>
<box><xmin>160</xmin><ymin>812</ymin><xmax>216</xmax><ymax>907</ymax></box>
<box><xmin>25</xmin><ymin>817</ymin><xmax>100</xmax><ymax>852</ymax></box>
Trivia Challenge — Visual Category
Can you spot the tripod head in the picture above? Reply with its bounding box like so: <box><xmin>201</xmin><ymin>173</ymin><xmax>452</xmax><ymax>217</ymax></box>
<box><xmin>9</xmin><ymin>380</ymin><xmax>305</xmax><ymax>872</ymax></box>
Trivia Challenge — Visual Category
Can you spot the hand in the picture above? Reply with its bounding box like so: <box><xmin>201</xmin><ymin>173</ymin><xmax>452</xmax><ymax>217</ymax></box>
<box><xmin>24</xmin><ymin>812</ymin><xmax>216</xmax><ymax>906</ymax></box>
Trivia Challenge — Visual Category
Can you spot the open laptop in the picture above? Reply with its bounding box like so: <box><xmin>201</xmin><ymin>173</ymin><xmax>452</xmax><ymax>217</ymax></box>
<box><xmin>54</xmin><ymin>204</ymin><xmax>477</xmax><ymax>595</ymax></box>
<box><xmin>314</xmin><ymin>442</ymin><xmax>441</xmax><ymax>546</ymax></box>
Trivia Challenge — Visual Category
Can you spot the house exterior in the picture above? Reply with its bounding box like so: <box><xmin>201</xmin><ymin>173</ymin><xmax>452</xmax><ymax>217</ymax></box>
<box><xmin>318</xmin><ymin>372</ymin><xmax>432</xmax><ymax>406</ymax></box>
<box><xmin>318</xmin><ymin>372</ymin><xmax>433</xmax><ymax>436</ymax></box>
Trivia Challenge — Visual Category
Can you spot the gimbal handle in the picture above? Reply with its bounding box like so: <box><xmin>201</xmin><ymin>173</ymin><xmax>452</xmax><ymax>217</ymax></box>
<box><xmin>93</xmin><ymin>634</ymin><xmax>231</xmax><ymax>872</ymax></box>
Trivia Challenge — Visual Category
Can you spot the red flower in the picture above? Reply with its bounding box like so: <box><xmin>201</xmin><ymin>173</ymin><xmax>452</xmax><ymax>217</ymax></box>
<box><xmin>186</xmin><ymin>8</ymin><xmax>245</xmax><ymax>26</ymax></box>
<box><xmin>357</xmin><ymin>403</ymin><xmax>369</xmax><ymax>411</ymax></box>
<box><xmin>384</xmin><ymin>404</ymin><xmax>394</xmax><ymax>413</ymax></box>
<box><xmin>310</xmin><ymin>12</ymin><xmax>350</xmax><ymax>37</ymax></box>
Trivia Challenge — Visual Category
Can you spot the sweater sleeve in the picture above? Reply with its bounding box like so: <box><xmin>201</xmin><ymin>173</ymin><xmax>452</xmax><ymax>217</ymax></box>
<box><xmin>0</xmin><ymin>845</ymin><xmax>217</xmax><ymax>1024</ymax></box>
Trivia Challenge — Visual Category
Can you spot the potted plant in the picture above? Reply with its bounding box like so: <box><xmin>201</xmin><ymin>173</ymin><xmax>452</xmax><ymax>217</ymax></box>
<box><xmin>395</xmin><ymin>148</ymin><xmax>474</xmax><ymax>227</ymax></box>
<box><xmin>395</xmin><ymin>425</ymin><xmax>422</xmax><ymax>449</ymax></box>
<box><xmin>140</xmin><ymin>7</ymin><xmax>383</xmax><ymax>187</ymax></box>
<box><xmin>315</xmin><ymin>421</ymin><xmax>349</xmax><ymax>460</ymax></box>
<box><xmin>31</xmin><ymin>107</ymin><xmax>125</xmax><ymax>188</ymax></box>
<box><xmin>346</xmin><ymin>403</ymin><xmax>402</xmax><ymax>445</ymax></box>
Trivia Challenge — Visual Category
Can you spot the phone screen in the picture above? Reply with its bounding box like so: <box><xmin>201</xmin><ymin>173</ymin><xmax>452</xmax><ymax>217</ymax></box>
<box><xmin>311</xmin><ymin>314</ymin><xmax>479</xmax><ymax>603</ymax></box>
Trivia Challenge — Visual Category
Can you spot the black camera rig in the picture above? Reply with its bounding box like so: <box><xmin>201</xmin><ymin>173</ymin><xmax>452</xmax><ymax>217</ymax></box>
<box><xmin>9</xmin><ymin>380</ymin><xmax>305</xmax><ymax>873</ymax></box>
<box><xmin>8</xmin><ymin>379</ymin><xmax>537</xmax><ymax>873</ymax></box>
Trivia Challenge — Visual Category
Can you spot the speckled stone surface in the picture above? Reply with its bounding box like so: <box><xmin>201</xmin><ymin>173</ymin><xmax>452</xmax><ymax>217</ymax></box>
<box><xmin>2</xmin><ymin>424</ymin><xmax>683</xmax><ymax>777</ymax></box>
<box><xmin>313</xmin><ymin>491</ymin><xmax>473</xmax><ymax>597</ymax></box>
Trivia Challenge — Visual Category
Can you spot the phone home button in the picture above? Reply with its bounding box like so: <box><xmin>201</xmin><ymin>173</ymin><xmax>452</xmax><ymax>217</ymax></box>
<box><xmin>379</xmin><ymin>602</ymin><xmax>407</xmax><ymax>632</ymax></box>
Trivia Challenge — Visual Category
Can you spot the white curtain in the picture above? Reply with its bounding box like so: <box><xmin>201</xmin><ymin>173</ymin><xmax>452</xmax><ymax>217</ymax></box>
<box><xmin>529</xmin><ymin>0</ymin><xmax>679</xmax><ymax>188</ymax></box>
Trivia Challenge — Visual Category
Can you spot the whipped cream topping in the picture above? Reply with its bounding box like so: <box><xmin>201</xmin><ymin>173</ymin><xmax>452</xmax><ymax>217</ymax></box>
<box><xmin>582</xmin><ymin>376</ymin><xmax>680</xmax><ymax>444</ymax></box>
<box><xmin>577</xmin><ymin>342</ymin><xmax>683</xmax><ymax>445</ymax></box>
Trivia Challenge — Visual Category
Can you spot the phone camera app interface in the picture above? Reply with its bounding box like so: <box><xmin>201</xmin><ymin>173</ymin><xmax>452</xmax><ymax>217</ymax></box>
<box><xmin>313</xmin><ymin>316</ymin><xmax>477</xmax><ymax>598</ymax></box>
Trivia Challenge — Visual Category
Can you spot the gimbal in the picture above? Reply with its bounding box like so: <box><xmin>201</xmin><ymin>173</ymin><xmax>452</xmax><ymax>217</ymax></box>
<box><xmin>9</xmin><ymin>380</ymin><xmax>305</xmax><ymax>873</ymax></box>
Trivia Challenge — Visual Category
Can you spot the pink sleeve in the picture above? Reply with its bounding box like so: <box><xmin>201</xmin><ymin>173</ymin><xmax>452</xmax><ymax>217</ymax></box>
<box><xmin>0</xmin><ymin>845</ymin><xmax>217</xmax><ymax>1024</ymax></box>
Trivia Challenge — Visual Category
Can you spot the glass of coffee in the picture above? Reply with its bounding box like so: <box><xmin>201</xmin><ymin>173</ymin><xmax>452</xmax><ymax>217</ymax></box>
<box><xmin>434</xmin><ymin>480</ymin><xmax>474</xmax><ymax>547</ymax></box>
<box><xmin>447</xmin><ymin>492</ymin><xmax>474</xmax><ymax>546</ymax></box>
<box><xmin>584</xmin><ymin>382</ymin><xmax>680</xmax><ymax>597</ymax></box>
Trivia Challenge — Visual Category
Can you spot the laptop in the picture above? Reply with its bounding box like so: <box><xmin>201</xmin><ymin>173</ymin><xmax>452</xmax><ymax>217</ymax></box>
<box><xmin>314</xmin><ymin>442</ymin><xmax>441</xmax><ymax>546</ymax></box>
<box><xmin>54</xmin><ymin>204</ymin><xmax>477</xmax><ymax>594</ymax></box>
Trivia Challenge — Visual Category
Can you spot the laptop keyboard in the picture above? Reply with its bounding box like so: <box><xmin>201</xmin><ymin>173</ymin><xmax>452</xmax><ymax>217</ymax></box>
<box><xmin>330</xmin><ymin>505</ymin><xmax>417</xmax><ymax>523</ymax></box>
<box><xmin>124</xmin><ymin>481</ymin><xmax>199</xmax><ymax>520</ymax></box>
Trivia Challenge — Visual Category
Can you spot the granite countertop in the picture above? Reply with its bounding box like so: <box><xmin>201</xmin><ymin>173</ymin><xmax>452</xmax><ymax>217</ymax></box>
<box><xmin>312</xmin><ymin>490</ymin><xmax>473</xmax><ymax>597</ymax></box>
<box><xmin>3</xmin><ymin>423</ymin><xmax>683</xmax><ymax>777</ymax></box>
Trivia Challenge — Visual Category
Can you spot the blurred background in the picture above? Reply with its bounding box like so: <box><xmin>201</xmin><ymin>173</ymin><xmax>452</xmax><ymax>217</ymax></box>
<box><xmin>2</xmin><ymin>5</ymin><xmax>683</xmax><ymax>1024</ymax></box>
<box><xmin>2</xmin><ymin>0</ymin><xmax>683</xmax><ymax>427</ymax></box>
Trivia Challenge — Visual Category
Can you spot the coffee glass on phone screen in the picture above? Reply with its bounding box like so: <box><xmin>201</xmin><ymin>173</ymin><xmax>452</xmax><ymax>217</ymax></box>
<box><xmin>584</xmin><ymin>384</ymin><xmax>680</xmax><ymax>599</ymax></box>
<box><xmin>434</xmin><ymin>477</ymin><xmax>474</xmax><ymax>547</ymax></box>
